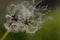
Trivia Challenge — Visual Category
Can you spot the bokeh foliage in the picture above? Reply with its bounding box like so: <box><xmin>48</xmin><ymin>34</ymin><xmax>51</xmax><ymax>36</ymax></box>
<box><xmin>0</xmin><ymin>0</ymin><xmax>60</xmax><ymax>40</ymax></box>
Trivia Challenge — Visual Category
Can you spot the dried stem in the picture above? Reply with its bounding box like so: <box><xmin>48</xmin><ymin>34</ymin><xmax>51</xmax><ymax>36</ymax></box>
<box><xmin>0</xmin><ymin>30</ymin><xmax>10</xmax><ymax>40</ymax></box>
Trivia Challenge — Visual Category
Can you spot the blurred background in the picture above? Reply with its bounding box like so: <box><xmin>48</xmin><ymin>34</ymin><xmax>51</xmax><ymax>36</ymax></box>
<box><xmin>0</xmin><ymin>0</ymin><xmax>60</xmax><ymax>40</ymax></box>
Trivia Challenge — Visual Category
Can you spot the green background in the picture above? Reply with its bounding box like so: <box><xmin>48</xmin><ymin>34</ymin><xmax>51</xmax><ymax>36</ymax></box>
<box><xmin>0</xmin><ymin>0</ymin><xmax>60</xmax><ymax>40</ymax></box>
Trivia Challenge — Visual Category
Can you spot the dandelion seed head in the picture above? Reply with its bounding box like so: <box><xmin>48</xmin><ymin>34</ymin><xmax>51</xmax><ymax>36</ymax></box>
<box><xmin>4</xmin><ymin>0</ymin><xmax>51</xmax><ymax>34</ymax></box>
